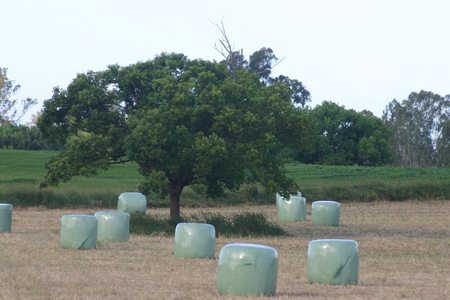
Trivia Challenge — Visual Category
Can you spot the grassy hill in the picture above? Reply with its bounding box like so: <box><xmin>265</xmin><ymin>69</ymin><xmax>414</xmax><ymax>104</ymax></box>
<box><xmin>1</xmin><ymin>149</ymin><xmax>450</xmax><ymax>209</ymax></box>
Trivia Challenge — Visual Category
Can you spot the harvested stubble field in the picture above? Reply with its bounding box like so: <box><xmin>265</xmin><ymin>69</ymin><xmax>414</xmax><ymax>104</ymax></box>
<box><xmin>1</xmin><ymin>201</ymin><xmax>449</xmax><ymax>300</ymax></box>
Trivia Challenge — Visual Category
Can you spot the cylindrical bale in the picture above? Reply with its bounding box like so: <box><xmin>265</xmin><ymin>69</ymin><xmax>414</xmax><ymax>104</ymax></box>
<box><xmin>277</xmin><ymin>196</ymin><xmax>306</xmax><ymax>221</ymax></box>
<box><xmin>117</xmin><ymin>192</ymin><xmax>147</xmax><ymax>215</ymax></box>
<box><xmin>174</xmin><ymin>223</ymin><xmax>215</xmax><ymax>258</ymax></box>
<box><xmin>276</xmin><ymin>191</ymin><xmax>301</xmax><ymax>210</ymax></box>
<box><xmin>94</xmin><ymin>211</ymin><xmax>130</xmax><ymax>243</ymax></box>
<box><xmin>60</xmin><ymin>215</ymin><xmax>97</xmax><ymax>250</ymax></box>
<box><xmin>276</xmin><ymin>193</ymin><xmax>282</xmax><ymax>210</ymax></box>
<box><xmin>217</xmin><ymin>243</ymin><xmax>278</xmax><ymax>296</ymax></box>
<box><xmin>0</xmin><ymin>203</ymin><xmax>13</xmax><ymax>233</ymax></box>
<box><xmin>307</xmin><ymin>239</ymin><xmax>359</xmax><ymax>285</ymax></box>
<box><xmin>311</xmin><ymin>201</ymin><xmax>341</xmax><ymax>226</ymax></box>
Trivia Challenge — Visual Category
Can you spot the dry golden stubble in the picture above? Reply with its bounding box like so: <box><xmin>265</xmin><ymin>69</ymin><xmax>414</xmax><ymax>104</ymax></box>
<box><xmin>0</xmin><ymin>201</ymin><xmax>448</xmax><ymax>299</ymax></box>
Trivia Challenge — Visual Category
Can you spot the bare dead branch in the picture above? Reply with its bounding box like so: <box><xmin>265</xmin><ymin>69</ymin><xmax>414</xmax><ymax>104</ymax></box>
<box><xmin>210</xmin><ymin>18</ymin><xmax>234</xmax><ymax>60</ymax></box>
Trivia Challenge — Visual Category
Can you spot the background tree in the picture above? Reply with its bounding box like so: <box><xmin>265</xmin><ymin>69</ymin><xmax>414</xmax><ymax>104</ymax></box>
<box><xmin>212</xmin><ymin>20</ymin><xmax>310</xmax><ymax>106</ymax></box>
<box><xmin>268</xmin><ymin>75</ymin><xmax>310</xmax><ymax>106</ymax></box>
<box><xmin>437</xmin><ymin>119</ymin><xmax>450</xmax><ymax>167</ymax></box>
<box><xmin>302</xmin><ymin>101</ymin><xmax>393</xmax><ymax>166</ymax></box>
<box><xmin>0</xmin><ymin>123</ymin><xmax>64</xmax><ymax>150</ymax></box>
<box><xmin>247</xmin><ymin>47</ymin><xmax>279</xmax><ymax>82</ymax></box>
<box><xmin>0</xmin><ymin>68</ymin><xmax>37</xmax><ymax>125</ymax></box>
<box><xmin>38</xmin><ymin>53</ymin><xmax>316</xmax><ymax>218</ymax></box>
<box><xmin>212</xmin><ymin>20</ymin><xmax>247</xmax><ymax>76</ymax></box>
<box><xmin>383</xmin><ymin>90</ymin><xmax>450</xmax><ymax>167</ymax></box>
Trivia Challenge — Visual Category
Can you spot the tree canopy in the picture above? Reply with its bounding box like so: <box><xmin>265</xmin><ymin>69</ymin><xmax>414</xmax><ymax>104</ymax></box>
<box><xmin>302</xmin><ymin>101</ymin><xmax>393</xmax><ymax>166</ymax></box>
<box><xmin>38</xmin><ymin>53</ymin><xmax>316</xmax><ymax>218</ymax></box>
<box><xmin>212</xmin><ymin>20</ymin><xmax>310</xmax><ymax>107</ymax></box>
<box><xmin>0</xmin><ymin>123</ymin><xmax>64</xmax><ymax>150</ymax></box>
<box><xmin>383</xmin><ymin>90</ymin><xmax>450</xmax><ymax>167</ymax></box>
<box><xmin>0</xmin><ymin>68</ymin><xmax>37</xmax><ymax>125</ymax></box>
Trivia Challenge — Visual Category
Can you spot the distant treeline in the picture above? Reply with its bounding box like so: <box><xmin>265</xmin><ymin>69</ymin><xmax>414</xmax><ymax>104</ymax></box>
<box><xmin>3</xmin><ymin>89</ymin><xmax>450</xmax><ymax>169</ymax></box>
<box><xmin>0</xmin><ymin>123</ymin><xmax>65</xmax><ymax>150</ymax></box>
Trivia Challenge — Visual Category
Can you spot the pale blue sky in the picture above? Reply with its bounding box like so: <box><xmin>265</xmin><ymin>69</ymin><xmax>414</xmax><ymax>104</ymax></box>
<box><xmin>3</xmin><ymin>0</ymin><xmax>449</xmax><ymax>123</ymax></box>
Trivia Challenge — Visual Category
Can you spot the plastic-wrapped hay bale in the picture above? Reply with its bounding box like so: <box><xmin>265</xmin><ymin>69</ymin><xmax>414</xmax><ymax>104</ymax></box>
<box><xmin>60</xmin><ymin>215</ymin><xmax>97</xmax><ymax>250</ymax></box>
<box><xmin>276</xmin><ymin>193</ymin><xmax>282</xmax><ymax>210</ymax></box>
<box><xmin>276</xmin><ymin>191</ymin><xmax>301</xmax><ymax>210</ymax></box>
<box><xmin>0</xmin><ymin>203</ymin><xmax>13</xmax><ymax>233</ymax></box>
<box><xmin>117</xmin><ymin>192</ymin><xmax>147</xmax><ymax>215</ymax></box>
<box><xmin>94</xmin><ymin>211</ymin><xmax>130</xmax><ymax>243</ymax></box>
<box><xmin>277</xmin><ymin>195</ymin><xmax>306</xmax><ymax>221</ymax></box>
<box><xmin>174</xmin><ymin>223</ymin><xmax>215</xmax><ymax>258</ymax></box>
<box><xmin>311</xmin><ymin>201</ymin><xmax>341</xmax><ymax>226</ymax></box>
<box><xmin>307</xmin><ymin>239</ymin><xmax>359</xmax><ymax>285</ymax></box>
<box><xmin>217</xmin><ymin>243</ymin><xmax>278</xmax><ymax>296</ymax></box>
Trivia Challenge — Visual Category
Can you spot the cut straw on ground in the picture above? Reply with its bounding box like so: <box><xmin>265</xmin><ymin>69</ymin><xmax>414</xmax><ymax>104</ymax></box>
<box><xmin>0</xmin><ymin>201</ymin><xmax>449</xmax><ymax>299</ymax></box>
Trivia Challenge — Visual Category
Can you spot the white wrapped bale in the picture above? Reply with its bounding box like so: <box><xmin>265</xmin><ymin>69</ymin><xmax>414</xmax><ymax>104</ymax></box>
<box><xmin>217</xmin><ymin>243</ymin><xmax>278</xmax><ymax>296</ymax></box>
<box><xmin>0</xmin><ymin>203</ymin><xmax>12</xmax><ymax>233</ymax></box>
<box><xmin>174</xmin><ymin>223</ymin><xmax>215</xmax><ymax>258</ymax></box>
<box><xmin>311</xmin><ymin>201</ymin><xmax>341</xmax><ymax>226</ymax></box>
<box><xmin>307</xmin><ymin>239</ymin><xmax>359</xmax><ymax>285</ymax></box>
<box><xmin>94</xmin><ymin>211</ymin><xmax>130</xmax><ymax>243</ymax></box>
<box><xmin>117</xmin><ymin>192</ymin><xmax>147</xmax><ymax>215</ymax></box>
<box><xmin>276</xmin><ymin>191</ymin><xmax>301</xmax><ymax>209</ymax></box>
<box><xmin>277</xmin><ymin>196</ymin><xmax>306</xmax><ymax>221</ymax></box>
<box><xmin>60</xmin><ymin>215</ymin><xmax>97</xmax><ymax>250</ymax></box>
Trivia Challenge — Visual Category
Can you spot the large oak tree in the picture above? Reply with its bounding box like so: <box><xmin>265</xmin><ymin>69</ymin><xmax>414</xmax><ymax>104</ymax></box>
<box><xmin>38</xmin><ymin>53</ymin><xmax>315</xmax><ymax>218</ymax></box>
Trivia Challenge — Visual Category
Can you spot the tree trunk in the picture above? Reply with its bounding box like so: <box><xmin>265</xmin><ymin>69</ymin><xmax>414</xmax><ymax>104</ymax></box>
<box><xmin>168</xmin><ymin>176</ymin><xmax>190</xmax><ymax>219</ymax></box>
<box><xmin>169</xmin><ymin>189</ymin><xmax>181</xmax><ymax>219</ymax></box>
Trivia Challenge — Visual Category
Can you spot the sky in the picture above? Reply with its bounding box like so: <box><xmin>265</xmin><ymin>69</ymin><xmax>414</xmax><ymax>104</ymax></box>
<box><xmin>2</xmin><ymin>0</ymin><xmax>450</xmax><ymax>123</ymax></box>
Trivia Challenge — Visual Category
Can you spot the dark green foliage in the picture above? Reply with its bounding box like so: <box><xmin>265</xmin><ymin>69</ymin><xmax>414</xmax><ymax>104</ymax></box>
<box><xmin>37</xmin><ymin>53</ymin><xmax>316</xmax><ymax>218</ymax></box>
<box><xmin>247</xmin><ymin>47</ymin><xmax>277</xmax><ymax>81</ymax></box>
<box><xmin>212</xmin><ymin>22</ymin><xmax>311</xmax><ymax>107</ymax></box>
<box><xmin>268</xmin><ymin>75</ymin><xmax>311</xmax><ymax>106</ymax></box>
<box><xmin>231</xmin><ymin>212</ymin><xmax>285</xmax><ymax>236</ymax></box>
<box><xmin>129</xmin><ymin>214</ymin><xmax>178</xmax><ymax>236</ymax></box>
<box><xmin>246</xmin><ymin>48</ymin><xmax>311</xmax><ymax>105</ymax></box>
<box><xmin>130</xmin><ymin>212</ymin><xmax>286</xmax><ymax>237</ymax></box>
<box><xmin>1</xmin><ymin>188</ymin><xmax>118</xmax><ymax>209</ymax></box>
<box><xmin>195</xmin><ymin>213</ymin><xmax>235</xmax><ymax>235</ymax></box>
<box><xmin>303</xmin><ymin>101</ymin><xmax>393</xmax><ymax>166</ymax></box>
<box><xmin>0</xmin><ymin>123</ymin><xmax>64</xmax><ymax>150</ymax></box>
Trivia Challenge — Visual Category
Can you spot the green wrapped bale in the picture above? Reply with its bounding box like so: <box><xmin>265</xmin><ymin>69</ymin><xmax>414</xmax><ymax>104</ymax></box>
<box><xmin>217</xmin><ymin>243</ymin><xmax>278</xmax><ymax>296</ymax></box>
<box><xmin>276</xmin><ymin>193</ymin><xmax>282</xmax><ymax>210</ymax></box>
<box><xmin>311</xmin><ymin>201</ymin><xmax>341</xmax><ymax>226</ymax></box>
<box><xmin>0</xmin><ymin>203</ymin><xmax>12</xmax><ymax>233</ymax></box>
<box><xmin>307</xmin><ymin>239</ymin><xmax>359</xmax><ymax>285</ymax></box>
<box><xmin>60</xmin><ymin>215</ymin><xmax>98</xmax><ymax>250</ymax></box>
<box><xmin>276</xmin><ymin>191</ymin><xmax>301</xmax><ymax>210</ymax></box>
<box><xmin>277</xmin><ymin>195</ymin><xmax>306</xmax><ymax>221</ymax></box>
<box><xmin>117</xmin><ymin>192</ymin><xmax>147</xmax><ymax>215</ymax></box>
<box><xmin>94</xmin><ymin>211</ymin><xmax>130</xmax><ymax>243</ymax></box>
<box><xmin>174</xmin><ymin>223</ymin><xmax>215</xmax><ymax>258</ymax></box>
